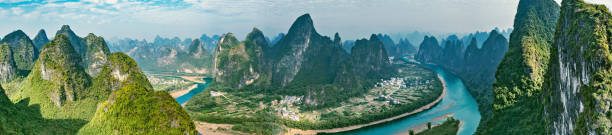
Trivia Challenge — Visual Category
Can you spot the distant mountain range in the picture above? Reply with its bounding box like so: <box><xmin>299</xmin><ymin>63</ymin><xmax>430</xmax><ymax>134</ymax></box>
<box><xmin>416</xmin><ymin>30</ymin><xmax>510</xmax><ymax>120</ymax></box>
<box><xmin>106</xmin><ymin>35</ymin><xmax>218</xmax><ymax>74</ymax></box>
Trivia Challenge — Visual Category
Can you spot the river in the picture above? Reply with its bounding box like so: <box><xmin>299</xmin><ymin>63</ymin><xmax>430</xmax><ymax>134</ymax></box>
<box><xmin>170</xmin><ymin>61</ymin><xmax>481</xmax><ymax>135</ymax></box>
<box><xmin>331</xmin><ymin>62</ymin><xmax>481</xmax><ymax>135</ymax></box>
<box><xmin>174</xmin><ymin>78</ymin><xmax>212</xmax><ymax>104</ymax></box>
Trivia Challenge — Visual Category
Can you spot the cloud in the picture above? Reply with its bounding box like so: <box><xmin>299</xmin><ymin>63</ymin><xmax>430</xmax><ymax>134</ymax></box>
<box><xmin>0</xmin><ymin>0</ymin><xmax>610</xmax><ymax>41</ymax></box>
<box><xmin>10</xmin><ymin>6</ymin><xmax>22</xmax><ymax>15</ymax></box>
<box><xmin>0</xmin><ymin>0</ymin><xmax>32</xmax><ymax>3</ymax></box>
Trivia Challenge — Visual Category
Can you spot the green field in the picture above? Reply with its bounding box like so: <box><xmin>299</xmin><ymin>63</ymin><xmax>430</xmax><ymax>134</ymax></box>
<box><xmin>184</xmin><ymin>62</ymin><xmax>443</xmax><ymax>134</ymax></box>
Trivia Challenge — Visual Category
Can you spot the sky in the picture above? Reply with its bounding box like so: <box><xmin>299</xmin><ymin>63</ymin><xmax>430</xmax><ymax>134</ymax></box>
<box><xmin>0</xmin><ymin>0</ymin><xmax>610</xmax><ymax>41</ymax></box>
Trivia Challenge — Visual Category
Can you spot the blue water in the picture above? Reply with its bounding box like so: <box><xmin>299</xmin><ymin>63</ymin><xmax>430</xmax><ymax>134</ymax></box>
<box><xmin>332</xmin><ymin>62</ymin><xmax>481</xmax><ymax>135</ymax></box>
<box><xmin>174</xmin><ymin>78</ymin><xmax>212</xmax><ymax>104</ymax></box>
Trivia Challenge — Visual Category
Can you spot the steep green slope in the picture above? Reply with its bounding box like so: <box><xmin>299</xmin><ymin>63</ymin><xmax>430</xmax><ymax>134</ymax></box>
<box><xmin>10</xmin><ymin>34</ymin><xmax>101</xmax><ymax>121</ymax></box>
<box><xmin>83</xmin><ymin>33</ymin><xmax>111</xmax><ymax>76</ymax></box>
<box><xmin>0</xmin><ymin>43</ymin><xmax>17</xmax><ymax>82</ymax></box>
<box><xmin>545</xmin><ymin>0</ymin><xmax>612</xmax><ymax>134</ymax></box>
<box><xmin>79</xmin><ymin>53</ymin><xmax>197</xmax><ymax>135</ymax></box>
<box><xmin>2</xmin><ymin>27</ymin><xmax>197</xmax><ymax>134</ymax></box>
<box><xmin>29</xmin><ymin>34</ymin><xmax>91</xmax><ymax>107</ymax></box>
<box><xmin>213</xmin><ymin>29</ymin><xmax>266</xmax><ymax>89</ymax></box>
<box><xmin>0</xmin><ymin>84</ymin><xmax>88</xmax><ymax>135</ymax></box>
<box><xmin>477</xmin><ymin>0</ymin><xmax>560</xmax><ymax>134</ymax></box>
<box><xmin>1</xmin><ymin>30</ymin><xmax>38</xmax><ymax>71</ymax></box>
<box><xmin>351</xmin><ymin>34</ymin><xmax>392</xmax><ymax>79</ymax></box>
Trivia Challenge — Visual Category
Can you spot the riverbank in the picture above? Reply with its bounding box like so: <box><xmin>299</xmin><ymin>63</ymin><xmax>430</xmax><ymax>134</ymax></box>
<box><xmin>396</xmin><ymin>113</ymin><xmax>455</xmax><ymax>135</ymax></box>
<box><xmin>179</xmin><ymin>76</ymin><xmax>207</xmax><ymax>84</ymax></box>
<box><xmin>285</xmin><ymin>74</ymin><xmax>448</xmax><ymax>135</ymax></box>
<box><xmin>169</xmin><ymin>84</ymin><xmax>199</xmax><ymax>98</ymax></box>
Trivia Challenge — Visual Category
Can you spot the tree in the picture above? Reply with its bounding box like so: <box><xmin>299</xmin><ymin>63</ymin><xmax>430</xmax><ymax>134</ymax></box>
<box><xmin>427</xmin><ymin>122</ymin><xmax>432</xmax><ymax>129</ymax></box>
<box><xmin>409</xmin><ymin>130</ymin><xmax>415</xmax><ymax>135</ymax></box>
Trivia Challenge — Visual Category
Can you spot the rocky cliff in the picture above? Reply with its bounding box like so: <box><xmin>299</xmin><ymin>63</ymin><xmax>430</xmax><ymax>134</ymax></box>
<box><xmin>477</xmin><ymin>0</ymin><xmax>560</xmax><ymax>134</ymax></box>
<box><xmin>351</xmin><ymin>34</ymin><xmax>391</xmax><ymax>78</ymax></box>
<box><xmin>213</xmin><ymin>29</ymin><xmax>266</xmax><ymax>89</ymax></box>
<box><xmin>83</xmin><ymin>33</ymin><xmax>111</xmax><ymax>77</ymax></box>
<box><xmin>32</xmin><ymin>34</ymin><xmax>91</xmax><ymax>107</ymax></box>
<box><xmin>545</xmin><ymin>0</ymin><xmax>612</xmax><ymax>134</ymax></box>
<box><xmin>0</xmin><ymin>43</ymin><xmax>17</xmax><ymax>82</ymax></box>
<box><xmin>1</xmin><ymin>30</ymin><xmax>38</xmax><ymax>70</ymax></box>
<box><xmin>270</xmin><ymin>14</ymin><xmax>319</xmax><ymax>87</ymax></box>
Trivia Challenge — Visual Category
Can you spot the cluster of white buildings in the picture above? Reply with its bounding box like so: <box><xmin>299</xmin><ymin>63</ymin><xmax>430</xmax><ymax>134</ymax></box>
<box><xmin>279</xmin><ymin>107</ymin><xmax>300</xmax><ymax>121</ymax></box>
<box><xmin>376</xmin><ymin>77</ymin><xmax>407</xmax><ymax>89</ymax></box>
<box><xmin>275</xmin><ymin>96</ymin><xmax>303</xmax><ymax>121</ymax></box>
<box><xmin>148</xmin><ymin>77</ymin><xmax>189</xmax><ymax>85</ymax></box>
<box><xmin>376</xmin><ymin>95</ymin><xmax>402</xmax><ymax>105</ymax></box>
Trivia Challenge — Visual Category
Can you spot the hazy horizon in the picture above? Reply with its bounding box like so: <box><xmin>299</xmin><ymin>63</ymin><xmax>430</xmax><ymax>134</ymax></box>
<box><xmin>0</xmin><ymin>0</ymin><xmax>609</xmax><ymax>42</ymax></box>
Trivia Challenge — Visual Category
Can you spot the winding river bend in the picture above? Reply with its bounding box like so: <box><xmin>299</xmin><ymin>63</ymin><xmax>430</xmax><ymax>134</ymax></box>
<box><xmin>174</xmin><ymin>78</ymin><xmax>212</xmax><ymax>104</ymax></box>
<box><xmin>170</xmin><ymin>60</ymin><xmax>481</xmax><ymax>135</ymax></box>
<box><xmin>332</xmin><ymin>61</ymin><xmax>481</xmax><ymax>135</ymax></box>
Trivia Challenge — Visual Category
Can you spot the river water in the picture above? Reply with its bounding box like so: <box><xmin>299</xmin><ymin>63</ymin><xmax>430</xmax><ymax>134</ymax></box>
<box><xmin>332</xmin><ymin>62</ymin><xmax>481</xmax><ymax>135</ymax></box>
<box><xmin>170</xmin><ymin>61</ymin><xmax>481</xmax><ymax>135</ymax></box>
<box><xmin>174</xmin><ymin>78</ymin><xmax>212</xmax><ymax>104</ymax></box>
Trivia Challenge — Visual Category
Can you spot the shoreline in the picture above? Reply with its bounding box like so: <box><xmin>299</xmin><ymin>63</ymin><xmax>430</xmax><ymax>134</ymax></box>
<box><xmin>286</xmin><ymin>74</ymin><xmax>448</xmax><ymax>134</ymax></box>
<box><xmin>169</xmin><ymin>84</ymin><xmax>199</xmax><ymax>98</ymax></box>
<box><xmin>179</xmin><ymin>76</ymin><xmax>207</xmax><ymax>84</ymax></box>
<box><xmin>396</xmin><ymin>113</ymin><xmax>455</xmax><ymax>135</ymax></box>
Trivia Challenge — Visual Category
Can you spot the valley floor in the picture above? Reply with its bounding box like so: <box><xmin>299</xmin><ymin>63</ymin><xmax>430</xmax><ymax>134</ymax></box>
<box><xmin>283</xmin><ymin>74</ymin><xmax>447</xmax><ymax>135</ymax></box>
<box><xmin>184</xmin><ymin>62</ymin><xmax>445</xmax><ymax>135</ymax></box>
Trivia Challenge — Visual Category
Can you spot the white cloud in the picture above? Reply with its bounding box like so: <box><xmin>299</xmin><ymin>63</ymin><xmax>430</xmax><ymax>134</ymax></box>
<box><xmin>0</xmin><ymin>0</ymin><xmax>610</xmax><ymax>42</ymax></box>
<box><xmin>0</xmin><ymin>0</ymin><xmax>31</xmax><ymax>3</ymax></box>
<box><xmin>10</xmin><ymin>7</ymin><xmax>23</xmax><ymax>15</ymax></box>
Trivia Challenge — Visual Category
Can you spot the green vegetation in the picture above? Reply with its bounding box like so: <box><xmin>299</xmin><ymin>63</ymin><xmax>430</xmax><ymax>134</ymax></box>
<box><xmin>78</xmin><ymin>52</ymin><xmax>196</xmax><ymax>134</ymax></box>
<box><xmin>0</xmin><ymin>84</ymin><xmax>88</xmax><ymax>135</ymax></box>
<box><xmin>79</xmin><ymin>84</ymin><xmax>197</xmax><ymax>134</ymax></box>
<box><xmin>416</xmin><ymin>118</ymin><xmax>460</xmax><ymax>135</ymax></box>
<box><xmin>83</xmin><ymin>33</ymin><xmax>111</xmax><ymax>76</ymax></box>
<box><xmin>545</xmin><ymin>0</ymin><xmax>612</xmax><ymax>134</ymax></box>
<box><xmin>147</xmin><ymin>74</ymin><xmax>194</xmax><ymax>92</ymax></box>
<box><xmin>477</xmin><ymin>0</ymin><xmax>560</xmax><ymax>134</ymax></box>
<box><xmin>185</xmin><ymin>14</ymin><xmax>443</xmax><ymax>134</ymax></box>
<box><xmin>416</xmin><ymin>29</ymin><xmax>509</xmax><ymax>120</ymax></box>
<box><xmin>186</xmin><ymin>62</ymin><xmax>443</xmax><ymax>133</ymax></box>
<box><xmin>213</xmin><ymin>30</ymin><xmax>265</xmax><ymax>89</ymax></box>
<box><xmin>0</xmin><ymin>42</ymin><xmax>17</xmax><ymax>82</ymax></box>
<box><xmin>1</xmin><ymin>27</ymin><xmax>197</xmax><ymax>134</ymax></box>
<box><xmin>1</xmin><ymin>30</ymin><xmax>38</xmax><ymax>71</ymax></box>
<box><xmin>10</xmin><ymin>34</ymin><xmax>98</xmax><ymax>120</ymax></box>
